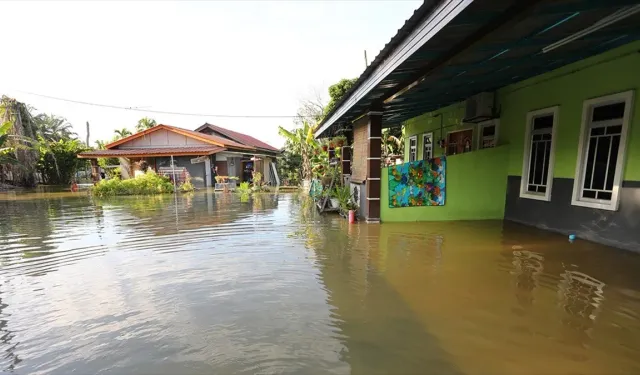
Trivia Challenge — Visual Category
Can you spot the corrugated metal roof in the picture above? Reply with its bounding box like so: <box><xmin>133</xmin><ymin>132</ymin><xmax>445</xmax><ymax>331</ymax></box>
<box><xmin>196</xmin><ymin>123</ymin><xmax>279</xmax><ymax>152</ymax></box>
<box><xmin>317</xmin><ymin>0</ymin><xmax>640</xmax><ymax>137</ymax></box>
<box><xmin>78</xmin><ymin>146</ymin><xmax>225</xmax><ymax>158</ymax></box>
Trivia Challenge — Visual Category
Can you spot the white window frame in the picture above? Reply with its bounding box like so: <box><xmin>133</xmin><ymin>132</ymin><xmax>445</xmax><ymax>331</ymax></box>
<box><xmin>520</xmin><ymin>106</ymin><xmax>559</xmax><ymax>201</ymax></box>
<box><xmin>408</xmin><ymin>135</ymin><xmax>417</xmax><ymax>162</ymax></box>
<box><xmin>477</xmin><ymin>119</ymin><xmax>500</xmax><ymax>150</ymax></box>
<box><xmin>571</xmin><ymin>90</ymin><xmax>634</xmax><ymax>211</ymax></box>
<box><xmin>422</xmin><ymin>132</ymin><xmax>433</xmax><ymax>160</ymax></box>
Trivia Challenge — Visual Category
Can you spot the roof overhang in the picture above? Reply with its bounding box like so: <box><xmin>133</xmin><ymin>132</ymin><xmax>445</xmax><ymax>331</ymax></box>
<box><xmin>78</xmin><ymin>146</ymin><xmax>225</xmax><ymax>159</ymax></box>
<box><xmin>315</xmin><ymin>0</ymin><xmax>640</xmax><ymax>138</ymax></box>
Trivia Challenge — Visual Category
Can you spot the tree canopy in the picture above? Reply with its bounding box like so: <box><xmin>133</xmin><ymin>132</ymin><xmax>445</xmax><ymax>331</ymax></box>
<box><xmin>136</xmin><ymin>117</ymin><xmax>157</xmax><ymax>132</ymax></box>
<box><xmin>324</xmin><ymin>78</ymin><xmax>357</xmax><ymax>117</ymax></box>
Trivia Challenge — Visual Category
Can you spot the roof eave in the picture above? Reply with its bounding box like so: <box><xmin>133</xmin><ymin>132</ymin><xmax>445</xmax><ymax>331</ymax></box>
<box><xmin>314</xmin><ymin>0</ymin><xmax>456</xmax><ymax>138</ymax></box>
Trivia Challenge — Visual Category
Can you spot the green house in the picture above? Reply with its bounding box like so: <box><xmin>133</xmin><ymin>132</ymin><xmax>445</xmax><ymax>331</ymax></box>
<box><xmin>315</xmin><ymin>0</ymin><xmax>640</xmax><ymax>252</ymax></box>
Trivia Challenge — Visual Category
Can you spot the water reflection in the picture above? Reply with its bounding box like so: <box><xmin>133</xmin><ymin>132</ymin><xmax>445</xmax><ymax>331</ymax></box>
<box><xmin>1</xmin><ymin>191</ymin><xmax>640</xmax><ymax>374</ymax></box>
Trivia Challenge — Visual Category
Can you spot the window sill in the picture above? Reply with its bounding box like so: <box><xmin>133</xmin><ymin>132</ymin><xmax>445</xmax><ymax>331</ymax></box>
<box><xmin>519</xmin><ymin>192</ymin><xmax>551</xmax><ymax>202</ymax></box>
<box><xmin>570</xmin><ymin>199</ymin><xmax>618</xmax><ymax>211</ymax></box>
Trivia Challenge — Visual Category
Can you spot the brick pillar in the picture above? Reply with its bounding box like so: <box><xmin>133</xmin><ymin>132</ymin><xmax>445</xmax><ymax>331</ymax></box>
<box><xmin>366</xmin><ymin>112</ymin><xmax>382</xmax><ymax>223</ymax></box>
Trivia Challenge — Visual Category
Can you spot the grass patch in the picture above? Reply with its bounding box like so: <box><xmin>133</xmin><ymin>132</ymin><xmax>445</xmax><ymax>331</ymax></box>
<box><xmin>92</xmin><ymin>171</ymin><xmax>175</xmax><ymax>197</ymax></box>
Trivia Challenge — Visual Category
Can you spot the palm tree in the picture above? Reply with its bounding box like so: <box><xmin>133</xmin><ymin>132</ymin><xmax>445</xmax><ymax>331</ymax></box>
<box><xmin>114</xmin><ymin>128</ymin><xmax>132</xmax><ymax>140</ymax></box>
<box><xmin>95</xmin><ymin>140</ymin><xmax>107</xmax><ymax>150</ymax></box>
<box><xmin>278</xmin><ymin>121</ymin><xmax>319</xmax><ymax>186</ymax></box>
<box><xmin>34</xmin><ymin>114</ymin><xmax>76</xmax><ymax>142</ymax></box>
<box><xmin>135</xmin><ymin>117</ymin><xmax>157</xmax><ymax>132</ymax></box>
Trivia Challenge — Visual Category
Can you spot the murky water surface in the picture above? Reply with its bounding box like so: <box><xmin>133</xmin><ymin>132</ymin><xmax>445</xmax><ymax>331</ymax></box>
<box><xmin>1</xmin><ymin>190</ymin><xmax>640</xmax><ymax>374</ymax></box>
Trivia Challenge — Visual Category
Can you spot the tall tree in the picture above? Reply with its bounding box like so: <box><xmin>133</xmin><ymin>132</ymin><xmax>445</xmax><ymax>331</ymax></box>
<box><xmin>135</xmin><ymin>117</ymin><xmax>157</xmax><ymax>132</ymax></box>
<box><xmin>114</xmin><ymin>128</ymin><xmax>132</xmax><ymax>139</ymax></box>
<box><xmin>324</xmin><ymin>78</ymin><xmax>357</xmax><ymax>117</ymax></box>
<box><xmin>34</xmin><ymin>114</ymin><xmax>76</xmax><ymax>142</ymax></box>
<box><xmin>0</xmin><ymin>96</ymin><xmax>39</xmax><ymax>186</ymax></box>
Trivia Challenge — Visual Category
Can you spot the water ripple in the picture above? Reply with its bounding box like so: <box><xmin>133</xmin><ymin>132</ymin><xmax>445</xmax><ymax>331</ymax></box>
<box><xmin>1</xmin><ymin>192</ymin><xmax>640</xmax><ymax>374</ymax></box>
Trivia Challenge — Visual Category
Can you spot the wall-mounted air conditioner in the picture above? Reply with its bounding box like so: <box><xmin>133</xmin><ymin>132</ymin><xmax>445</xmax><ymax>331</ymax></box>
<box><xmin>463</xmin><ymin>92</ymin><xmax>495</xmax><ymax>123</ymax></box>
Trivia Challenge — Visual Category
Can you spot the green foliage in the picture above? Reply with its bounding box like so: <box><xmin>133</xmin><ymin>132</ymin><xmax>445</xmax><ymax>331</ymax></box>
<box><xmin>37</xmin><ymin>138</ymin><xmax>89</xmax><ymax>185</ymax></box>
<box><xmin>277</xmin><ymin>146</ymin><xmax>301</xmax><ymax>186</ymax></box>
<box><xmin>92</xmin><ymin>171</ymin><xmax>174</xmax><ymax>197</ymax></box>
<box><xmin>333</xmin><ymin>185</ymin><xmax>352</xmax><ymax>211</ymax></box>
<box><xmin>324</xmin><ymin>78</ymin><xmax>357</xmax><ymax>116</ymax></box>
<box><xmin>251</xmin><ymin>171</ymin><xmax>270</xmax><ymax>193</ymax></box>
<box><xmin>34</xmin><ymin>114</ymin><xmax>76</xmax><ymax>142</ymax></box>
<box><xmin>236</xmin><ymin>181</ymin><xmax>251</xmax><ymax>201</ymax></box>
<box><xmin>0</xmin><ymin>121</ymin><xmax>11</xmax><ymax>152</ymax></box>
<box><xmin>237</xmin><ymin>182</ymin><xmax>251</xmax><ymax>193</ymax></box>
<box><xmin>114</xmin><ymin>128</ymin><xmax>132</xmax><ymax>139</ymax></box>
<box><xmin>136</xmin><ymin>117</ymin><xmax>157</xmax><ymax>132</ymax></box>
<box><xmin>179</xmin><ymin>180</ymin><xmax>195</xmax><ymax>193</ymax></box>
<box><xmin>278</xmin><ymin>121</ymin><xmax>319</xmax><ymax>181</ymax></box>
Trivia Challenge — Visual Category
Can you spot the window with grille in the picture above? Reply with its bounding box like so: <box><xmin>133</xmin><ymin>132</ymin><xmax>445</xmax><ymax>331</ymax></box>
<box><xmin>422</xmin><ymin>132</ymin><xmax>433</xmax><ymax>160</ymax></box>
<box><xmin>520</xmin><ymin>107</ymin><xmax>558</xmax><ymax>201</ymax></box>
<box><xmin>408</xmin><ymin>136</ymin><xmax>417</xmax><ymax>162</ymax></box>
<box><xmin>478</xmin><ymin>120</ymin><xmax>499</xmax><ymax>149</ymax></box>
<box><xmin>572</xmin><ymin>91</ymin><xmax>633</xmax><ymax>211</ymax></box>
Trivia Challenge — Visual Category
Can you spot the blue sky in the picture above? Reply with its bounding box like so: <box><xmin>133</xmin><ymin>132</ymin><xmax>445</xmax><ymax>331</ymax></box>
<box><xmin>2</xmin><ymin>0</ymin><xmax>421</xmax><ymax>148</ymax></box>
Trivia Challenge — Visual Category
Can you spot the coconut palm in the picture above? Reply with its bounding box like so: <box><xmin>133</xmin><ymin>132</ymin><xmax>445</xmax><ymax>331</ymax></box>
<box><xmin>278</xmin><ymin>121</ymin><xmax>319</xmax><ymax>184</ymax></box>
<box><xmin>135</xmin><ymin>117</ymin><xmax>157</xmax><ymax>132</ymax></box>
<box><xmin>34</xmin><ymin>114</ymin><xmax>76</xmax><ymax>142</ymax></box>
<box><xmin>114</xmin><ymin>128</ymin><xmax>132</xmax><ymax>140</ymax></box>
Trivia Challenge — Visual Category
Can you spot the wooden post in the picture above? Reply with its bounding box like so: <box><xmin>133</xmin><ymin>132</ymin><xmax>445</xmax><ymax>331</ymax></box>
<box><xmin>90</xmin><ymin>159</ymin><xmax>100</xmax><ymax>183</ymax></box>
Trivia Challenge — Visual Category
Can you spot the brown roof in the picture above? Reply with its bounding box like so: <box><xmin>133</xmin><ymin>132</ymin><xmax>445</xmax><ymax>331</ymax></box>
<box><xmin>196</xmin><ymin>123</ymin><xmax>279</xmax><ymax>152</ymax></box>
<box><xmin>78</xmin><ymin>146</ymin><xmax>225</xmax><ymax>159</ymax></box>
<box><xmin>105</xmin><ymin>124</ymin><xmax>254</xmax><ymax>150</ymax></box>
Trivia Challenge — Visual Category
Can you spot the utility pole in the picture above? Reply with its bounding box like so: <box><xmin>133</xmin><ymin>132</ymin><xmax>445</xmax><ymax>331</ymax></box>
<box><xmin>364</xmin><ymin>50</ymin><xmax>368</xmax><ymax>68</ymax></box>
<box><xmin>86</xmin><ymin>121</ymin><xmax>90</xmax><ymax>146</ymax></box>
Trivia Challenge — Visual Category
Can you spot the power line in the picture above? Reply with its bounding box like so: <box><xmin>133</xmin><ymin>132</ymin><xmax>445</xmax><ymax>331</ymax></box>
<box><xmin>15</xmin><ymin>90</ymin><xmax>307</xmax><ymax>119</ymax></box>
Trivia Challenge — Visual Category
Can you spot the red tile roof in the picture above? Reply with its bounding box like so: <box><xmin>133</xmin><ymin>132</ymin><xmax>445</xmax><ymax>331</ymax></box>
<box><xmin>196</xmin><ymin>123</ymin><xmax>279</xmax><ymax>152</ymax></box>
<box><xmin>78</xmin><ymin>146</ymin><xmax>225</xmax><ymax>158</ymax></box>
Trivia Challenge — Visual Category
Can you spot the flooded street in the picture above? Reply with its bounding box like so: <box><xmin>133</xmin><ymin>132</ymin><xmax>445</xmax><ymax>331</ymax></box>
<box><xmin>1</xmin><ymin>191</ymin><xmax>640</xmax><ymax>374</ymax></box>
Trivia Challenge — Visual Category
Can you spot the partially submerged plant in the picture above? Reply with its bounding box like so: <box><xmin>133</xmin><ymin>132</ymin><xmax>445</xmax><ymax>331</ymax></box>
<box><xmin>92</xmin><ymin>171</ymin><xmax>174</xmax><ymax>197</ymax></box>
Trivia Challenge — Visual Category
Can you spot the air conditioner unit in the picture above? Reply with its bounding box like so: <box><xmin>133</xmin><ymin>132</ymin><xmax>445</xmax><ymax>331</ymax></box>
<box><xmin>463</xmin><ymin>92</ymin><xmax>495</xmax><ymax>123</ymax></box>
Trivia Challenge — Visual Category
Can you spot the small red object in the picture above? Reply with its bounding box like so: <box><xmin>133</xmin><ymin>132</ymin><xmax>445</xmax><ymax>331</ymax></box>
<box><xmin>348</xmin><ymin>210</ymin><xmax>355</xmax><ymax>223</ymax></box>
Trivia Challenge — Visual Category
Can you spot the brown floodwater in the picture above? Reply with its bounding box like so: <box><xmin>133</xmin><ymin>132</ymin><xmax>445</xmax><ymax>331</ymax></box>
<box><xmin>1</xmin><ymin>189</ymin><xmax>640</xmax><ymax>374</ymax></box>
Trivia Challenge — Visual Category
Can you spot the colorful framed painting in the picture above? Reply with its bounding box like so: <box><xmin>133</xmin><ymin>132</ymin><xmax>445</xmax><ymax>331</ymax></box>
<box><xmin>388</xmin><ymin>157</ymin><xmax>446</xmax><ymax>208</ymax></box>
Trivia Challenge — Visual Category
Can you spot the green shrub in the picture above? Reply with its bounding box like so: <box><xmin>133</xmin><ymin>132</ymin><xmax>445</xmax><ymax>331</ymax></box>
<box><xmin>237</xmin><ymin>181</ymin><xmax>251</xmax><ymax>194</ymax></box>
<box><xmin>92</xmin><ymin>171</ymin><xmax>174</xmax><ymax>197</ymax></box>
<box><xmin>179</xmin><ymin>178</ymin><xmax>195</xmax><ymax>193</ymax></box>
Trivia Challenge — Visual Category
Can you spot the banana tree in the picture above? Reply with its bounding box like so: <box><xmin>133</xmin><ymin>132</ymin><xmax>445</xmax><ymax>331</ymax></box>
<box><xmin>278</xmin><ymin>121</ymin><xmax>319</xmax><ymax>185</ymax></box>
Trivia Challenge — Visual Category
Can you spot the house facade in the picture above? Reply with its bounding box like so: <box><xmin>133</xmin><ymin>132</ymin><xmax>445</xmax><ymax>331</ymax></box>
<box><xmin>315</xmin><ymin>0</ymin><xmax>640</xmax><ymax>252</ymax></box>
<box><xmin>79</xmin><ymin>124</ymin><xmax>279</xmax><ymax>189</ymax></box>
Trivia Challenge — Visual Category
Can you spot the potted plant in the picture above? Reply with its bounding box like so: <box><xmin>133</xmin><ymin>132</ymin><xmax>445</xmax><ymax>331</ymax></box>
<box><xmin>334</xmin><ymin>135</ymin><xmax>347</xmax><ymax>147</ymax></box>
<box><xmin>334</xmin><ymin>185</ymin><xmax>351</xmax><ymax>212</ymax></box>
<box><xmin>321</xmin><ymin>143</ymin><xmax>329</xmax><ymax>152</ymax></box>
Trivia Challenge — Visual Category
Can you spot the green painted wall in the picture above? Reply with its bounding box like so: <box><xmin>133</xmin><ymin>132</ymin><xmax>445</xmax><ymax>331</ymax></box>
<box><xmin>499</xmin><ymin>41</ymin><xmax>640</xmax><ymax>181</ymax></box>
<box><xmin>381</xmin><ymin>146</ymin><xmax>510</xmax><ymax>222</ymax></box>
<box><xmin>389</xmin><ymin>41</ymin><xmax>640</xmax><ymax>223</ymax></box>
<box><xmin>403</xmin><ymin>103</ymin><xmax>466</xmax><ymax>160</ymax></box>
